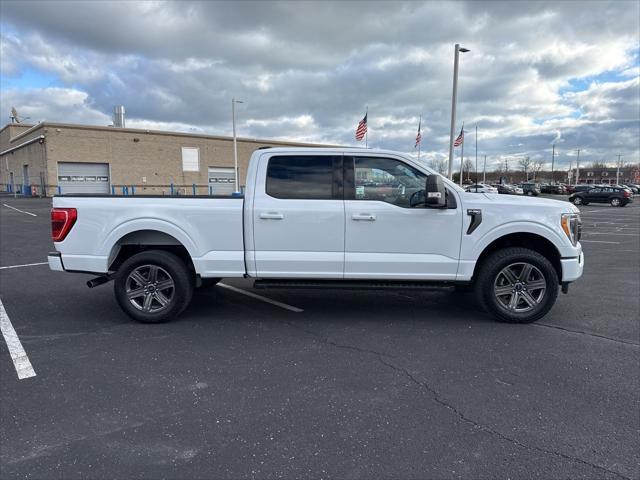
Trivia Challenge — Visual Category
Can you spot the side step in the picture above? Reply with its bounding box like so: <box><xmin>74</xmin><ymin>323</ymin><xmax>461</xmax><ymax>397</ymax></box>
<box><xmin>253</xmin><ymin>279</ymin><xmax>457</xmax><ymax>291</ymax></box>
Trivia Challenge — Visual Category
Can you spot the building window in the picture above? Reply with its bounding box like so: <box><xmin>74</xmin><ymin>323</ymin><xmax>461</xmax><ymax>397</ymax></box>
<box><xmin>181</xmin><ymin>147</ymin><xmax>200</xmax><ymax>172</ymax></box>
<box><xmin>602</xmin><ymin>171</ymin><xmax>608</xmax><ymax>177</ymax></box>
<box><xmin>587</xmin><ymin>171</ymin><xmax>594</xmax><ymax>177</ymax></box>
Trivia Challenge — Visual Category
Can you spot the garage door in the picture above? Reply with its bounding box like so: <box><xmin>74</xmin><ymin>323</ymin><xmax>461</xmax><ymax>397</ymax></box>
<box><xmin>208</xmin><ymin>167</ymin><xmax>235</xmax><ymax>196</ymax></box>
<box><xmin>58</xmin><ymin>163</ymin><xmax>110</xmax><ymax>194</ymax></box>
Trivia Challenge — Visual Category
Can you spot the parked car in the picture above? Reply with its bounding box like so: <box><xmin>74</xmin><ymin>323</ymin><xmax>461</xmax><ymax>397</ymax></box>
<box><xmin>464</xmin><ymin>183</ymin><xmax>499</xmax><ymax>193</ymax></box>
<box><xmin>563</xmin><ymin>184</ymin><xmax>575</xmax><ymax>194</ymax></box>
<box><xmin>541</xmin><ymin>184</ymin><xmax>565</xmax><ymax>194</ymax></box>
<box><xmin>569</xmin><ymin>186</ymin><xmax>632</xmax><ymax>207</ymax></box>
<box><xmin>572</xmin><ymin>185</ymin><xmax>593</xmax><ymax>194</ymax></box>
<box><xmin>616</xmin><ymin>185</ymin><xmax>636</xmax><ymax>195</ymax></box>
<box><xmin>516</xmin><ymin>183</ymin><xmax>541</xmax><ymax>196</ymax></box>
<box><xmin>49</xmin><ymin>147</ymin><xmax>584</xmax><ymax>325</ymax></box>
<box><xmin>490</xmin><ymin>184</ymin><xmax>518</xmax><ymax>194</ymax></box>
<box><xmin>627</xmin><ymin>184</ymin><xmax>640</xmax><ymax>194</ymax></box>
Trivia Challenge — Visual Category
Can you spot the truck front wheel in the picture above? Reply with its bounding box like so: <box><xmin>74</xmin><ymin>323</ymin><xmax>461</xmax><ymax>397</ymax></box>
<box><xmin>475</xmin><ymin>247</ymin><xmax>559</xmax><ymax>323</ymax></box>
<box><xmin>114</xmin><ymin>250</ymin><xmax>194</xmax><ymax>323</ymax></box>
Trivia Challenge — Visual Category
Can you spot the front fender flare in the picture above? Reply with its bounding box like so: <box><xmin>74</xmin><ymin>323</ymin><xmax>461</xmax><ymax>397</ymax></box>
<box><xmin>468</xmin><ymin>221</ymin><xmax>569</xmax><ymax>261</ymax></box>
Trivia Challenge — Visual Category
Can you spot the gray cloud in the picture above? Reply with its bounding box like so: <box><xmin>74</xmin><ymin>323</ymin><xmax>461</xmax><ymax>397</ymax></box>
<box><xmin>1</xmin><ymin>0</ymin><xmax>638</xmax><ymax>171</ymax></box>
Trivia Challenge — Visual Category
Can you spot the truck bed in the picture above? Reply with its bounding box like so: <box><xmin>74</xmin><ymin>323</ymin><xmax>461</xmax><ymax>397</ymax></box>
<box><xmin>52</xmin><ymin>195</ymin><xmax>246</xmax><ymax>277</ymax></box>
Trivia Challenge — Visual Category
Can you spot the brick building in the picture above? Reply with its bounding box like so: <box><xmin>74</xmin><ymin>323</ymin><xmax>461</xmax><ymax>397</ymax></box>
<box><xmin>569</xmin><ymin>166</ymin><xmax>640</xmax><ymax>185</ymax></box>
<box><xmin>0</xmin><ymin>122</ymin><xmax>332</xmax><ymax>196</ymax></box>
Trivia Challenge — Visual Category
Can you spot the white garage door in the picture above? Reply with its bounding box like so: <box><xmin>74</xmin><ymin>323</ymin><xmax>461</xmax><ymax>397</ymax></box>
<box><xmin>208</xmin><ymin>167</ymin><xmax>235</xmax><ymax>196</ymax></box>
<box><xmin>58</xmin><ymin>163</ymin><xmax>110</xmax><ymax>194</ymax></box>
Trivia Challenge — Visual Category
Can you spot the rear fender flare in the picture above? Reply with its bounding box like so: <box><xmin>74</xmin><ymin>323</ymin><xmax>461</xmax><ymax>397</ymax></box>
<box><xmin>101</xmin><ymin>218</ymin><xmax>199</xmax><ymax>262</ymax></box>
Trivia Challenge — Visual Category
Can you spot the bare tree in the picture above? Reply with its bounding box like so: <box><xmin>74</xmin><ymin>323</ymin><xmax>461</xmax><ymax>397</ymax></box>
<box><xmin>463</xmin><ymin>159</ymin><xmax>474</xmax><ymax>182</ymax></box>
<box><xmin>532</xmin><ymin>159</ymin><xmax>544</xmax><ymax>180</ymax></box>
<box><xmin>428</xmin><ymin>158</ymin><xmax>448</xmax><ymax>175</ymax></box>
<box><xmin>518</xmin><ymin>156</ymin><xmax>533</xmax><ymax>181</ymax></box>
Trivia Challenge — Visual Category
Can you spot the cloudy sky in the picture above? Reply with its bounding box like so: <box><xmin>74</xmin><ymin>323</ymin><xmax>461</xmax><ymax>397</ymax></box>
<box><xmin>1</xmin><ymin>0</ymin><xmax>639</xmax><ymax>172</ymax></box>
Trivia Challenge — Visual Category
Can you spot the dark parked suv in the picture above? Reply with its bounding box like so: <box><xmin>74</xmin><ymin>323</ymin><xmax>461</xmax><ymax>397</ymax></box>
<box><xmin>516</xmin><ymin>182</ymin><xmax>541</xmax><ymax>196</ymax></box>
<box><xmin>569</xmin><ymin>186</ymin><xmax>632</xmax><ymax>207</ymax></box>
<box><xmin>541</xmin><ymin>184</ymin><xmax>565</xmax><ymax>194</ymax></box>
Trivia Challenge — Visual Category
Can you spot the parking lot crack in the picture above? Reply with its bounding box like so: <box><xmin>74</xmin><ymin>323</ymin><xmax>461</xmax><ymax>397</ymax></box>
<box><xmin>283</xmin><ymin>321</ymin><xmax>396</xmax><ymax>359</ymax></box>
<box><xmin>535</xmin><ymin>323</ymin><xmax>640</xmax><ymax>347</ymax></box>
<box><xmin>377</xmin><ymin>358</ymin><xmax>632</xmax><ymax>480</ymax></box>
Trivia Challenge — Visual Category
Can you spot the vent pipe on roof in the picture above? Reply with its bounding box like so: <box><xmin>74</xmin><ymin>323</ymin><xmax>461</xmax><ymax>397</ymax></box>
<box><xmin>113</xmin><ymin>105</ymin><xmax>125</xmax><ymax>128</ymax></box>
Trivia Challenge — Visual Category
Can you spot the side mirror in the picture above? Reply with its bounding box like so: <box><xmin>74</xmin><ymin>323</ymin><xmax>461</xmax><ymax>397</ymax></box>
<box><xmin>425</xmin><ymin>174</ymin><xmax>447</xmax><ymax>208</ymax></box>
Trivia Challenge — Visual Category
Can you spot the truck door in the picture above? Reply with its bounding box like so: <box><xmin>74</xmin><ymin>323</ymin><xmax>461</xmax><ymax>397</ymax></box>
<box><xmin>252</xmin><ymin>154</ymin><xmax>345</xmax><ymax>278</ymax></box>
<box><xmin>344</xmin><ymin>155</ymin><xmax>462</xmax><ymax>280</ymax></box>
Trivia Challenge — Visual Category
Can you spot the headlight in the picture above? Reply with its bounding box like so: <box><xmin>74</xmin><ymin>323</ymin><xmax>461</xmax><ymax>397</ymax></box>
<box><xmin>561</xmin><ymin>213</ymin><xmax>581</xmax><ymax>246</ymax></box>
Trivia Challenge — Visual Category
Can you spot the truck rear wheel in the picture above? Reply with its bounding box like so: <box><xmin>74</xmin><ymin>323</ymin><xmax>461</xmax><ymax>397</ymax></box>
<box><xmin>114</xmin><ymin>250</ymin><xmax>194</xmax><ymax>323</ymax></box>
<box><xmin>475</xmin><ymin>247</ymin><xmax>558</xmax><ymax>323</ymax></box>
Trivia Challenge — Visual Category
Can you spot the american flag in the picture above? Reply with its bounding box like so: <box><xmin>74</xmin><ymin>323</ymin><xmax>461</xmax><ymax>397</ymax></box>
<box><xmin>414</xmin><ymin>118</ymin><xmax>422</xmax><ymax>148</ymax></box>
<box><xmin>355</xmin><ymin>113</ymin><xmax>368</xmax><ymax>141</ymax></box>
<box><xmin>453</xmin><ymin>127</ymin><xmax>464</xmax><ymax>147</ymax></box>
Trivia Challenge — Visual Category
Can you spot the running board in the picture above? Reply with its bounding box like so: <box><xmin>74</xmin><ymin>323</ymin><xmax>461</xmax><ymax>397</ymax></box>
<box><xmin>253</xmin><ymin>279</ymin><xmax>457</xmax><ymax>291</ymax></box>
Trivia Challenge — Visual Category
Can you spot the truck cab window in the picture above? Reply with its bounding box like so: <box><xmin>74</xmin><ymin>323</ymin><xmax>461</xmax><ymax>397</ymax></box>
<box><xmin>266</xmin><ymin>156</ymin><xmax>336</xmax><ymax>200</ymax></box>
<box><xmin>353</xmin><ymin>157</ymin><xmax>427</xmax><ymax>208</ymax></box>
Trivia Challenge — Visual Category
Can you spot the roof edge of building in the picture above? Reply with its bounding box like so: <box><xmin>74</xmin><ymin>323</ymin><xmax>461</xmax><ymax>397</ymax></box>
<box><xmin>3</xmin><ymin>121</ymin><xmax>341</xmax><ymax>148</ymax></box>
<box><xmin>1</xmin><ymin>123</ymin><xmax>37</xmax><ymax>139</ymax></box>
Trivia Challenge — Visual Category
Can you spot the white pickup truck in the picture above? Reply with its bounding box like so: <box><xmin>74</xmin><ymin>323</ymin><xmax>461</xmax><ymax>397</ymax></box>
<box><xmin>48</xmin><ymin>147</ymin><xmax>583</xmax><ymax>324</ymax></box>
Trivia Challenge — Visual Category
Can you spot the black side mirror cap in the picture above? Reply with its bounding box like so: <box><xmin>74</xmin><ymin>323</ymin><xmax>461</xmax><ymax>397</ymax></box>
<box><xmin>425</xmin><ymin>174</ymin><xmax>447</xmax><ymax>208</ymax></box>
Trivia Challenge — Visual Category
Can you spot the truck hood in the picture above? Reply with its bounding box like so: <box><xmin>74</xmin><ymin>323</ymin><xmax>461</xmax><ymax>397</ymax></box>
<box><xmin>461</xmin><ymin>192</ymin><xmax>580</xmax><ymax>214</ymax></box>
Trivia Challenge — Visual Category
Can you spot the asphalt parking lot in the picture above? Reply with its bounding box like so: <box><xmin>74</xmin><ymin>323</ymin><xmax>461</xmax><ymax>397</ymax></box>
<box><xmin>1</xmin><ymin>195</ymin><xmax>638</xmax><ymax>480</ymax></box>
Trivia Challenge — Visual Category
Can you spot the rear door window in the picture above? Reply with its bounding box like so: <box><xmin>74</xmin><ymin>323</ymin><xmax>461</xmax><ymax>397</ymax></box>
<box><xmin>266</xmin><ymin>156</ymin><xmax>341</xmax><ymax>200</ymax></box>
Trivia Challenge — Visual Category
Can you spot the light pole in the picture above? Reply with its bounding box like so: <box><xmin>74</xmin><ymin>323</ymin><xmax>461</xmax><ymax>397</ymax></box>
<box><xmin>616</xmin><ymin>153</ymin><xmax>622</xmax><ymax>185</ymax></box>
<box><xmin>551</xmin><ymin>144</ymin><xmax>555</xmax><ymax>183</ymax></box>
<box><xmin>447</xmin><ymin>44</ymin><xmax>470</xmax><ymax>180</ymax></box>
<box><xmin>575</xmin><ymin>148</ymin><xmax>580</xmax><ymax>186</ymax></box>
<box><xmin>232</xmin><ymin>98</ymin><xmax>244</xmax><ymax>194</ymax></box>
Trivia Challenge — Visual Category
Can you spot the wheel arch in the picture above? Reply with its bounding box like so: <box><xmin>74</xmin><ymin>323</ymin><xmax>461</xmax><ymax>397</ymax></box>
<box><xmin>473</xmin><ymin>232</ymin><xmax>562</xmax><ymax>283</ymax></box>
<box><xmin>107</xmin><ymin>229</ymin><xmax>196</xmax><ymax>274</ymax></box>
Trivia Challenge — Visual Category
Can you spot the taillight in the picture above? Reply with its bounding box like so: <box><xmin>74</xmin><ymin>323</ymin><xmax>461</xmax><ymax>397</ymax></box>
<box><xmin>51</xmin><ymin>208</ymin><xmax>77</xmax><ymax>242</ymax></box>
<box><xmin>623</xmin><ymin>191</ymin><xmax>630</xmax><ymax>197</ymax></box>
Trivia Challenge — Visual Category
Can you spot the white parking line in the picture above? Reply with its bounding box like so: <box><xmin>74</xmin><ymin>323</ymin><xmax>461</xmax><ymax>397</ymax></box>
<box><xmin>2</xmin><ymin>204</ymin><xmax>37</xmax><ymax>217</ymax></box>
<box><xmin>0</xmin><ymin>262</ymin><xmax>48</xmax><ymax>270</ymax></box>
<box><xmin>218</xmin><ymin>283</ymin><xmax>304</xmax><ymax>313</ymax></box>
<box><xmin>580</xmin><ymin>210</ymin><xmax>639</xmax><ymax>217</ymax></box>
<box><xmin>584</xmin><ymin>232</ymin><xmax>640</xmax><ymax>236</ymax></box>
<box><xmin>580</xmin><ymin>240</ymin><xmax>620</xmax><ymax>244</ymax></box>
<box><xmin>0</xmin><ymin>298</ymin><xmax>36</xmax><ymax>380</ymax></box>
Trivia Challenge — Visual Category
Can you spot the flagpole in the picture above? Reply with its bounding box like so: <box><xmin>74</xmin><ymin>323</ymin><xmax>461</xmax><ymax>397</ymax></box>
<box><xmin>417</xmin><ymin>114</ymin><xmax>421</xmax><ymax>161</ymax></box>
<box><xmin>475</xmin><ymin>124</ymin><xmax>478</xmax><ymax>191</ymax></box>
<box><xmin>365</xmin><ymin>106</ymin><xmax>368</xmax><ymax>148</ymax></box>
<box><xmin>459</xmin><ymin>123</ymin><xmax>464</xmax><ymax>186</ymax></box>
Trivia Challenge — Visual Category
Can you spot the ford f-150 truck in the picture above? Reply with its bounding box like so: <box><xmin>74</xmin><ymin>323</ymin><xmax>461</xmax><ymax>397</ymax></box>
<box><xmin>48</xmin><ymin>147</ymin><xmax>583</xmax><ymax>324</ymax></box>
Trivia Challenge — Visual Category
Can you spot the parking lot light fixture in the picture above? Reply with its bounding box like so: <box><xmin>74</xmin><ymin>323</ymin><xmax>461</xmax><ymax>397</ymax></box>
<box><xmin>448</xmin><ymin>44</ymin><xmax>470</xmax><ymax>180</ymax></box>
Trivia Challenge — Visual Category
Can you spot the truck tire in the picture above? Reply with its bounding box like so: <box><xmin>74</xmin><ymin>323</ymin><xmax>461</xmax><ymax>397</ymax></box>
<box><xmin>475</xmin><ymin>247</ymin><xmax>558</xmax><ymax>323</ymax></box>
<box><xmin>114</xmin><ymin>250</ymin><xmax>194</xmax><ymax>323</ymax></box>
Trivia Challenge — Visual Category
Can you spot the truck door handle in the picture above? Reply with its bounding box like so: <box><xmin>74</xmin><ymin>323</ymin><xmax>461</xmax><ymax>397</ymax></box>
<box><xmin>260</xmin><ymin>212</ymin><xmax>284</xmax><ymax>220</ymax></box>
<box><xmin>352</xmin><ymin>213</ymin><xmax>376</xmax><ymax>221</ymax></box>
